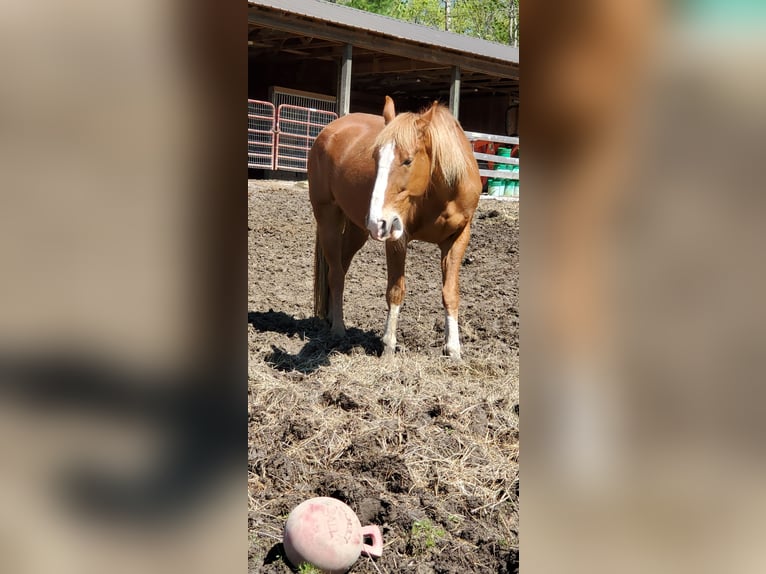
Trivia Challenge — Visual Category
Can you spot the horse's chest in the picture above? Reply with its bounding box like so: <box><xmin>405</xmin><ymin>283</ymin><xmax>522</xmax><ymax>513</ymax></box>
<box><xmin>410</xmin><ymin>208</ymin><xmax>466</xmax><ymax>243</ymax></box>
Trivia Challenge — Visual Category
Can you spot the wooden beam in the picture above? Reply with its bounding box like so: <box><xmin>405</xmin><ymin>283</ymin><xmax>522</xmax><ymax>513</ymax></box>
<box><xmin>449</xmin><ymin>66</ymin><xmax>461</xmax><ymax>119</ymax></box>
<box><xmin>281</xmin><ymin>48</ymin><xmax>311</xmax><ymax>56</ymax></box>
<box><xmin>302</xmin><ymin>40</ymin><xmax>344</xmax><ymax>51</ymax></box>
<box><xmin>338</xmin><ymin>44</ymin><xmax>352</xmax><ymax>116</ymax></box>
<box><xmin>249</xmin><ymin>9</ymin><xmax>518</xmax><ymax>79</ymax></box>
<box><xmin>353</xmin><ymin>57</ymin><xmax>447</xmax><ymax>75</ymax></box>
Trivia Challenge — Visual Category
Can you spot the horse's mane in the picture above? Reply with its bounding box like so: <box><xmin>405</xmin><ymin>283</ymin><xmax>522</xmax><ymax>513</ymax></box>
<box><xmin>372</xmin><ymin>103</ymin><xmax>475</xmax><ymax>186</ymax></box>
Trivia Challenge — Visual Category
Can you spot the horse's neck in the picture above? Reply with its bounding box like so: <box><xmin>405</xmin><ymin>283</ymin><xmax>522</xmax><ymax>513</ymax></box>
<box><xmin>427</xmin><ymin>170</ymin><xmax>458</xmax><ymax>202</ymax></box>
<box><xmin>408</xmin><ymin>177</ymin><xmax>457</xmax><ymax>221</ymax></box>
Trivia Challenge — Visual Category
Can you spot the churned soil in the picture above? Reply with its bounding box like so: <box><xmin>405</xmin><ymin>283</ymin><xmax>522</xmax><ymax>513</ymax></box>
<box><xmin>248</xmin><ymin>180</ymin><xmax>518</xmax><ymax>574</ymax></box>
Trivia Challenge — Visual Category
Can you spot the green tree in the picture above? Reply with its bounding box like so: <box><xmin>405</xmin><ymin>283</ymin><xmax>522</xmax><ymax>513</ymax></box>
<box><xmin>393</xmin><ymin>0</ymin><xmax>445</xmax><ymax>29</ymax></box>
<box><xmin>342</xmin><ymin>0</ymin><xmax>400</xmax><ymax>13</ymax></box>
<box><xmin>450</xmin><ymin>0</ymin><xmax>519</xmax><ymax>45</ymax></box>
<box><xmin>339</xmin><ymin>0</ymin><xmax>518</xmax><ymax>45</ymax></box>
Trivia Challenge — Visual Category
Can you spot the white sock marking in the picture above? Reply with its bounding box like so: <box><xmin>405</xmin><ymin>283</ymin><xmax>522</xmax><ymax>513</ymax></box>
<box><xmin>445</xmin><ymin>311</ymin><xmax>460</xmax><ymax>354</ymax></box>
<box><xmin>383</xmin><ymin>303</ymin><xmax>400</xmax><ymax>349</ymax></box>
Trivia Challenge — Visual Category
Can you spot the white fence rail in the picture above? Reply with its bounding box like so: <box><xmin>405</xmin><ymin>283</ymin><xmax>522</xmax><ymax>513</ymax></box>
<box><xmin>464</xmin><ymin>131</ymin><xmax>520</xmax><ymax>181</ymax></box>
<box><xmin>465</xmin><ymin>130</ymin><xmax>520</xmax><ymax>200</ymax></box>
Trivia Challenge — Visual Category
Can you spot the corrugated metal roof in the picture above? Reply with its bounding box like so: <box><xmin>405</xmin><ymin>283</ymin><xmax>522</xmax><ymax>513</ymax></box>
<box><xmin>249</xmin><ymin>0</ymin><xmax>519</xmax><ymax>65</ymax></box>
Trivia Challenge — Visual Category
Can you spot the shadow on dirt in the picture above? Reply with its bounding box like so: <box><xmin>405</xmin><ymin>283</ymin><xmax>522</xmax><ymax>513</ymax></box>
<box><xmin>262</xmin><ymin>542</ymin><xmax>289</xmax><ymax>570</ymax></box>
<box><xmin>248</xmin><ymin>310</ymin><xmax>383</xmax><ymax>374</ymax></box>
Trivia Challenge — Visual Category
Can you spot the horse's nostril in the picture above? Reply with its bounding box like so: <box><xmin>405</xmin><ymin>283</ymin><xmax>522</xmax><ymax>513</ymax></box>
<box><xmin>378</xmin><ymin>220</ymin><xmax>387</xmax><ymax>233</ymax></box>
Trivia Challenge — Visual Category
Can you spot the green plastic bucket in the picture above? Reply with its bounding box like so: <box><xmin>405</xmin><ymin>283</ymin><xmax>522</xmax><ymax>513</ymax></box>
<box><xmin>487</xmin><ymin>178</ymin><xmax>505</xmax><ymax>197</ymax></box>
<box><xmin>487</xmin><ymin>148</ymin><xmax>516</xmax><ymax>197</ymax></box>
<box><xmin>505</xmin><ymin>166</ymin><xmax>519</xmax><ymax>197</ymax></box>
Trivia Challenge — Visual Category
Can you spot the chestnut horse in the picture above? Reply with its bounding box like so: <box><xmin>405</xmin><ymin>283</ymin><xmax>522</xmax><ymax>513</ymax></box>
<box><xmin>308</xmin><ymin>96</ymin><xmax>481</xmax><ymax>359</ymax></box>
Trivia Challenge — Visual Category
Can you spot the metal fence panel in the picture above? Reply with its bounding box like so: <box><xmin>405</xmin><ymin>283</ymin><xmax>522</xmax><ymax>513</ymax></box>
<box><xmin>275</xmin><ymin>105</ymin><xmax>338</xmax><ymax>172</ymax></box>
<box><xmin>248</xmin><ymin>99</ymin><xmax>276</xmax><ymax>170</ymax></box>
<box><xmin>270</xmin><ymin>86</ymin><xmax>337</xmax><ymax>114</ymax></box>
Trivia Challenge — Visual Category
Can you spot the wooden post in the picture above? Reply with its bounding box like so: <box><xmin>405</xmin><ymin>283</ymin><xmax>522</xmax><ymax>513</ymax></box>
<box><xmin>449</xmin><ymin>65</ymin><xmax>461</xmax><ymax>119</ymax></box>
<box><xmin>338</xmin><ymin>44</ymin><xmax>352</xmax><ymax>116</ymax></box>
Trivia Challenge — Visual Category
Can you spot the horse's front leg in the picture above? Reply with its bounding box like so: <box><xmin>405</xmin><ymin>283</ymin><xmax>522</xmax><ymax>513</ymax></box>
<box><xmin>440</xmin><ymin>224</ymin><xmax>472</xmax><ymax>360</ymax></box>
<box><xmin>382</xmin><ymin>239</ymin><xmax>407</xmax><ymax>357</ymax></box>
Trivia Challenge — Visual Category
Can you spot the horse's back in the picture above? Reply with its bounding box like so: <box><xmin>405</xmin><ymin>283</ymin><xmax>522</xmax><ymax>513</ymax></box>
<box><xmin>308</xmin><ymin>113</ymin><xmax>383</xmax><ymax>226</ymax></box>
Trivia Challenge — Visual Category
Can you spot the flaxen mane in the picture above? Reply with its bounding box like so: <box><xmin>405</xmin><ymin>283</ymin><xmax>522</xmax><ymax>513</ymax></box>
<box><xmin>373</xmin><ymin>104</ymin><xmax>475</xmax><ymax>186</ymax></box>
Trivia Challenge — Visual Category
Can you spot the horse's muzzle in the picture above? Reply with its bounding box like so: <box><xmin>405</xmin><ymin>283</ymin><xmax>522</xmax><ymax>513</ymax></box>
<box><xmin>367</xmin><ymin>214</ymin><xmax>403</xmax><ymax>241</ymax></box>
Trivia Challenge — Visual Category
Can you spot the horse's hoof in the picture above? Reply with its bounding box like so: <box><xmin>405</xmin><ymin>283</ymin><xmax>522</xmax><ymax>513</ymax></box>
<box><xmin>381</xmin><ymin>344</ymin><xmax>396</xmax><ymax>358</ymax></box>
<box><xmin>442</xmin><ymin>345</ymin><xmax>462</xmax><ymax>361</ymax></box>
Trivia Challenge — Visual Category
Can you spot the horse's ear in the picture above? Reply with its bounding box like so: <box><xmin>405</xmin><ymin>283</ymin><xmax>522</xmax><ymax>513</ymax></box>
<box><xmin>420</xmin><ymin>100</ymin><xmax>439</xmax><ymax>124</ymax></box>
<box><xmin>383</xmin><ymin>96</ymin><xmax>396</xmax><ymax>124</ymax></box>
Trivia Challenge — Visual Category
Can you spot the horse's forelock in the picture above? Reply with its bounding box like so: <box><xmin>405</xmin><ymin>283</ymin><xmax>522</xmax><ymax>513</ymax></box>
<box><xmin>372</xmin><ymin>106</ymin><xmax>473</xmax><ymax>186</ymax></box>
<box><xmin>372</xmin><ymin>112</ymin><xmax>418</xmax><ymax>158</ymax></box>
<box><xmin>424</xmin><ymin>105</ymin><xmax>474</xmax><ymax>186</ymax></box>
<box><xmin>371</xmin><ymin>105</ymin><xmax>475</xmax><ymax>185</ymax></box>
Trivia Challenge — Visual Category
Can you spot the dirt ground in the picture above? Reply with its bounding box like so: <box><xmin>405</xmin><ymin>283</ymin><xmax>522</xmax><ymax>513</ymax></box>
<box><xmin>248</xmin><ymin>179</ymin><xmax>518</xmax><ymax>573</ymax></box>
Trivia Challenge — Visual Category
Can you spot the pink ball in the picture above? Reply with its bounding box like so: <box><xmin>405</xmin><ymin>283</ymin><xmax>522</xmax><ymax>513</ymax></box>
<box><xmin>283</xmin><ymin>497</ymin><xmax>383</xmax><ymax>573</ymax></box>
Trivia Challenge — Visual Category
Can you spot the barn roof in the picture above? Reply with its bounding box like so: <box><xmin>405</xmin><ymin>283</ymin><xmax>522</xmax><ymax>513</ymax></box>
<box><xmin>249</xmin><ymin>0</ymin><xmax>518</xmax><ymax>103</ymax></box>
<box><xmin>249</xmin><ymin>0</ymin><xmax>518</xmax><ymax>68</ymax></box>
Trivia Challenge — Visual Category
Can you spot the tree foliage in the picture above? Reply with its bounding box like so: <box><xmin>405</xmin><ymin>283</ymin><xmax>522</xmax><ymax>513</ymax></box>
<box><xmin>339</xmin><ymin>0</ymin><xmax>519</xmax><ymax>45</ymax></box>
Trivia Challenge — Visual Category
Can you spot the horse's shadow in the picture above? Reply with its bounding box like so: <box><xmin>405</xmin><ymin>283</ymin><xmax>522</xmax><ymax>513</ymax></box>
<box><xmin>248</xmin><ymin>310</ymin><xmax>383</xmax><ymax>374</ymax></box>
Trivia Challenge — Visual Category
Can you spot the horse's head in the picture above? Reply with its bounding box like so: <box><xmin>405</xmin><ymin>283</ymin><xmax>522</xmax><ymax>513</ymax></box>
<box><xmin>366</xmin><ymin>96</ymin><xmax>437</xmax><ymax>241</ymax></box>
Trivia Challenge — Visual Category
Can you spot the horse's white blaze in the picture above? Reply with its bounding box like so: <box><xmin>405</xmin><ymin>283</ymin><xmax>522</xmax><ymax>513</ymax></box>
<box><xmin>382</xmin><ymin>303</ymin><xmax>400</xmax><ymax>349</ymax></box>
<box><xmin>367</xmin><ymin>141</ymin><xmax>395</xmax><ymax>238</ymax></box>
<box><xmin>444</xmin><ymin>311</ymin><xmax>460</xmax><ymax>355</ymax></box>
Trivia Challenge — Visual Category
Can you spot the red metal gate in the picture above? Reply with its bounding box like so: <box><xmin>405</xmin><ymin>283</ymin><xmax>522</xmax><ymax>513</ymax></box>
<box><xmin>275</xmin><ymin>104</ymin><xmax>338</xmax><ymax>172</ymax></box>
<box><xmin>248</xmin><ymin>101</ymin><xmax>338</xmax><ymax>173</ymax></box>
<box><xmin>248</xmin><ymin>99</ymin><xmax>276</xmax><ymax>170</ymax></box>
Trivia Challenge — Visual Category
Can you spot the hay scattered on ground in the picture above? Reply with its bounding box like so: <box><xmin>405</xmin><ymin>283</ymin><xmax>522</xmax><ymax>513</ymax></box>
<box><xmin>248</xmin><ymin>181</ymin><xmax>518</xmax><ymax>573</ymax></box>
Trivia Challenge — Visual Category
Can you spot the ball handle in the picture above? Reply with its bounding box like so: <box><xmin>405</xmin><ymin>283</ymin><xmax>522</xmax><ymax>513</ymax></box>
<box><xmin>360</xmin><ymin>525</ymin><xmax>383</xmax><ymax>558</ymax></box>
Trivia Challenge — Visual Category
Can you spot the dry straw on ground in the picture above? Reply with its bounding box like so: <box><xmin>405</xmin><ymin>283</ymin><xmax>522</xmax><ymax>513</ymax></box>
<box><xmin>248</xmin><ymin>181</ymin><xmax>518</xmax><ymax>573</ymax></box>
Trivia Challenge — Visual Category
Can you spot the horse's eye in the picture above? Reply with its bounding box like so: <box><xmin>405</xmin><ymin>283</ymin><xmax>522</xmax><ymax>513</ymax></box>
<box><xmin>402</xmin><ymin>158</ymin><xmax>413</xmax><ymax>166</ymax></box>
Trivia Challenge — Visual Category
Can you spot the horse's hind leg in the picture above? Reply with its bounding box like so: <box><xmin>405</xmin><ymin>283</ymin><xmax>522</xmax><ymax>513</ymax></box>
<box><xmin>382</xmin><ymin>239</ymin><xmax>407</xmax><ymax>357</ymax></box>
<box><xmin>316</xmin><ymin>204</ymin><xmax>347</xmax><ymax>337</ymax></box>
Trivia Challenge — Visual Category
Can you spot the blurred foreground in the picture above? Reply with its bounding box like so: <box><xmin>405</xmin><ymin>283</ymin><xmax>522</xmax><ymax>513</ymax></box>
<box><xmin>0</xmin><ymin>1</ymin><xmax>245</xmax><ymax>573</ymax></box>
<box><xmin>524</xmin><ymin>2</ymin><xmax>766</xmax><ymax>573</ymax></box>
